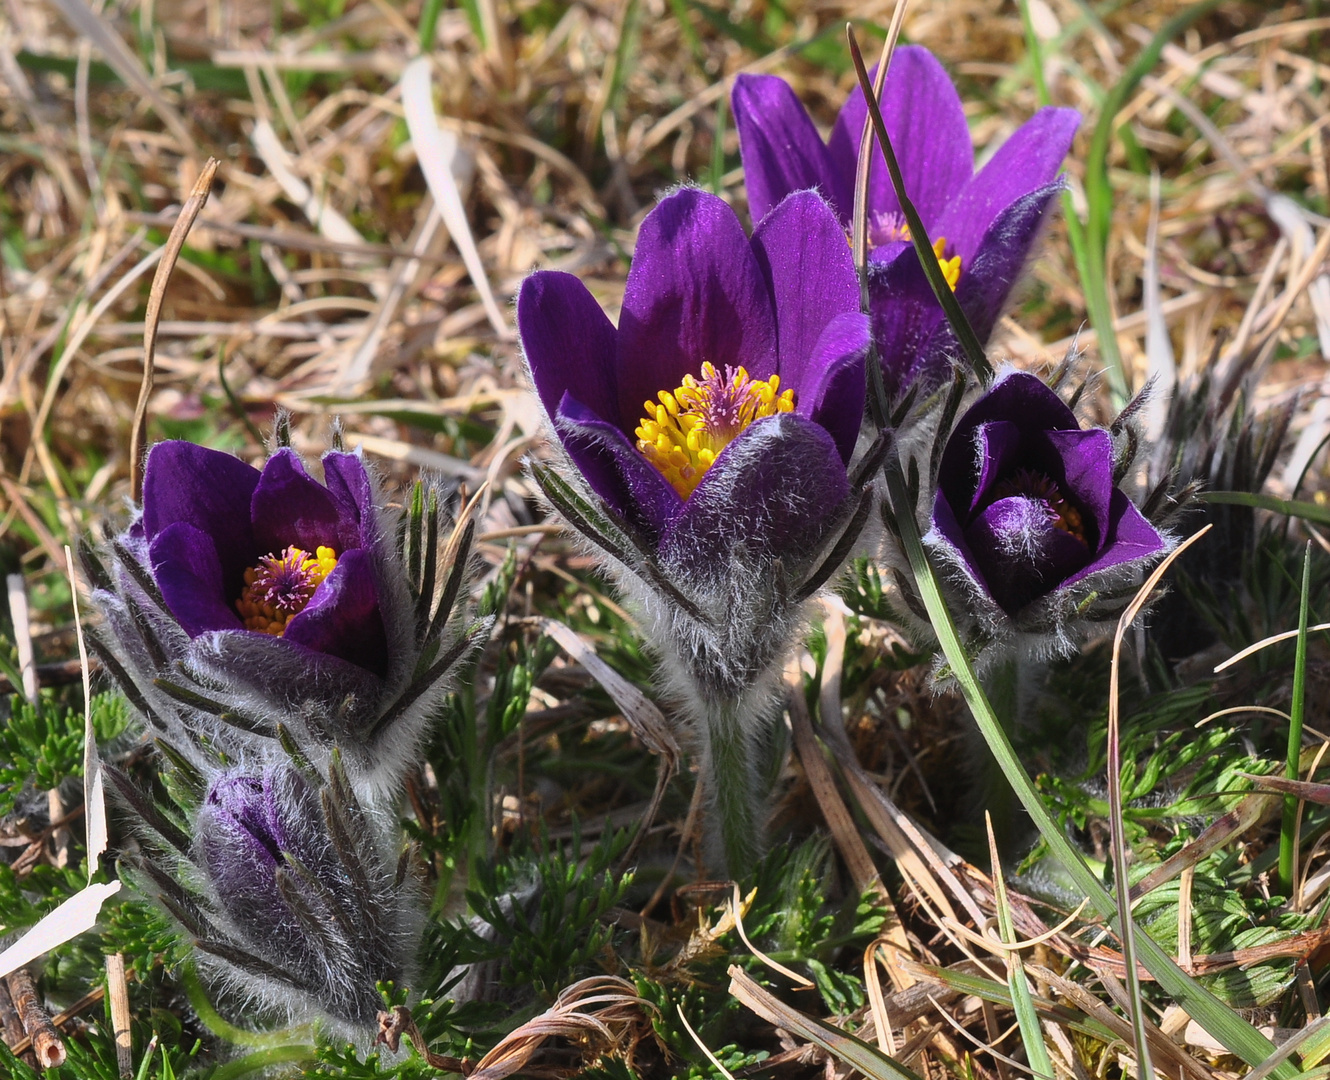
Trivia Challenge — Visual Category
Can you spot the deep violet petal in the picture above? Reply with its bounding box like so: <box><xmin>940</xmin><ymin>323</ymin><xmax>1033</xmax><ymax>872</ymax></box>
<box><xmin>518</xmin><ymin>270</ymin><xmax>622</xmax><ymax>431</ymax></box>
<box><xmin>251</xmin><ymin>449</ymin><xmax>345</xmax><ymax>556</ymax></box>
<box><xmin>616</xmin><ymin>189</ymin><xmax>777</xmax><ymax>428</ymax></box>
<box><xmin>936</xmin><ymin>108</ymin><xmax>1078</xmax><ymax>261</ymax></box>
<box><xmin>148</xmin><ymin>521</ymin><xmax>244</xmax><ymax>636</ymax></box>
<box><xmin>660</xmin><ymin>413</ymin><xmax>849</xmax><ymax>575</ymax></box>
<box><xmin>827</xmin><ymin>47</ymin><xmax>972</xmax><ymax>230</ymax></box>
<box><xmin>731</xmin><ymin>74</ymin><xmax>841</xmax><ymax>224</ymax></box>
<box><xmin>555</xmin><ymin>392</ymin><xmax>684</xmax><ymax>546</ymax></box>
<box><xmin>1063</xmin><ymin>491</ymin><xmax>1167</xmax><ymax>587</ymax></box>
<box><xmin>964</xmin><ymin>495</ymin><xmax>1091</xmax><ymax>615</ymax></box>
<box><xmin>965</xmin><ymin>420</ymin><xmax>1024</xmax><ymax>517</ymax></box>
<box><xmin>1044</xmin><ymin>428</ymin><xmax>1113</xmax><ymax>552</ymax></box>
<box><xmin>320</xmin><ymin>452</ymin><xmax>376</xmax><ymax>551</ymax></box>
<box><xmin>142</xmin><ymin>442</ymin><xmax>260</xmax><ymax>594</ymax></box>
<box><xmin>749</xmin><ymin>190</ymin><xmax>861</xmax><ymax>395</ymax></box>
<box><xmin>797</xmin><ymin>312</ymin><xmax>869</xmax><ymax>464</ymax></box>
<box><xmin>284</xmin><ymin>548</ymin><xmax>388</xmax><ymax>678</ymax></box>
<box><xmin>937</xmin><ymin>371</ymin><xmax>1079</xmax><ymax>502</ymax></box>
<box><xmin>916</xmin><ymin>181</ymin><xmax>1063</xmax><ymax>376</ymax></box>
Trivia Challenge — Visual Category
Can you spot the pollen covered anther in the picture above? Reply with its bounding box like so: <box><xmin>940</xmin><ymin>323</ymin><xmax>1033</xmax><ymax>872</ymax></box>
<box><xmin>635</xmin><ymin>362</ymin><xmax>794</xmax><ymax>498</ymax></box>
<box><xmin>866</xmin><ymin>212</ymin><xmax>961</xmax><ymax>292</ymax></box>
<box><xmin>237</xmin><ymin>545</ymin><xmax>339</xmax><ymax>635</ymax></box>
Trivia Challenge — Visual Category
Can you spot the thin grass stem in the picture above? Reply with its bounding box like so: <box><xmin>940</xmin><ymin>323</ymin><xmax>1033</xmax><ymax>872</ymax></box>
<box><xmin>1280</xmin><ymin>542</ymin><xmax>1314</xmax><ymax>892</ymax></box>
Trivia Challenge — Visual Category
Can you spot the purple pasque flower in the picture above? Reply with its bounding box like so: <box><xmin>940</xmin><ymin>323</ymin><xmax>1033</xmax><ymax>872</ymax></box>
<box><xmin>521</xmin><ymin>186</ymin><xmax>873</xmax><ymax>877</ymax></box>
<box><xmin>927</xmin><ymin>370</ymin><xmax>1167</xmax><ymax>644</ymax></box>
<box><xmin>732</xmin><ymin>46</ymin><xmax>1079</xmax><ymax>395</ymax></box>
<box><xmin>141</xmin><ymin>441</ymin><xmax>390</xmax><ymax>675</ymax></box>
<box><xmin>90</xmin><ymin>440</ymin><xmax>482</xmax><ymax>796</ymax></box>
<box><xmin>116</xmin><ymin>753</ymin><xmax>416</xmax><ymax>1034</ymax></box>
<box><xmin>520</xmin><ymin>186</ymin><xmax>869</xmax><ymax>697</ymax></box>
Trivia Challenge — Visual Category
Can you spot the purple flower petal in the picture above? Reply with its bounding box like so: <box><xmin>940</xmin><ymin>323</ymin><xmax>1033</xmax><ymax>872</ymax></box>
<box><xmin>923</xmin><ymin>181</ymin><xmax>1063</xmax><ymax>358</ymax></box>
<box><xmin>142</xmin><ymin>441</ymin><xmax>259</xmax><ymax>591</ymax></box>
<box><xmin>660</xmin><ymin>414</ymin><xmax>849</xmax><ymax>574</ymax></box>
<box><xmin>251</xmin><ymin>449</ymin><xmax>346</xmax><ymax>556</ymax></box>
<box><xmin>936</xmin><ymin>108</ymin><xmax>1078</xmax><ymax>261</ymax></box>
<box><xmin>965</xmin><ymin>495</ymin><xmax>1090</xmax><ymax>614</ymax></box>
<box><xmin>828</xmin><ymin>47</ymin><xmax>972</xmax><ymax>230</ymax></box>
<box><xmin>556</xmin><ymin>392</ymin><xmax>684</xmax><ymax>545</ymax></box>
<box><xmin>148</xmin><ymin>521</ymin><xmax>244</xmax><ymax>636</ymax></box>
<box><xmin>321</xmin><ymin>452</ymin><xmax>376</xmax><ymax>551</ymax></box>
<box><xmin>617</xmin><ymin>189</ymin><xmax>777</xmax><ymax>428</ymax></box>
<box><xmin>797</xmin><ymin>312</ymin><xmax>869</xmax><ymax>464</ymax></box>
<box><xmin>750</xmin><ymin>190</ymin><xmax>861</xmax><ymax>395</ymax></box>
<box><xmin>1045</xmin><ymin>428</ymin><xmax>1112</xmax><ymax>551</ymax></box>
<box><xmin>732</xmin><ymin>74</ymin><xmax>841</xmax><ymax>225</ymax></box>
<box><xmin>965</xmin><ymin>420</ymin><xmax>1024</xmax><ymax>516</ymax></box>
<box><xmin>1064</xmin><ymin>491</ymin><xmax>1167</xmax><ymax>586</ymax></box>
<box><xmin>519</xmin><ymin>270</ymin><xmax>622</xmax><ymax>431</ymax></box>
<box><xmin>284</xmin><ymin>548</ymin><xmax>388</xmax><ymax>678</ymax></box>
<box><xmin>866</xmin><ymin>251</ymin><xmax>945</xmax><ymax>395</ymax></box>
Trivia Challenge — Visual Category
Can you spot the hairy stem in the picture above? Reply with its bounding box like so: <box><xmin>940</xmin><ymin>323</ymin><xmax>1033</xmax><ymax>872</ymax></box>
<box><xmin>703</xmin><ymin>700</ymin><xmax>762</xmax><ymax>881</ymax></box>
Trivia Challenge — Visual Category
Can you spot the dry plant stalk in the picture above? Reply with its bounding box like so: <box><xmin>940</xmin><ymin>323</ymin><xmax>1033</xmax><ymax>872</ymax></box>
<box><xmin>129</xmin><ymin>157</ymin><xmax>220</xmax><ymax>503</ymax></box>
<box><xmin>4</xmin><ymin>967</ymin><xmax>65</xmax><ymax>1069</ymax></box>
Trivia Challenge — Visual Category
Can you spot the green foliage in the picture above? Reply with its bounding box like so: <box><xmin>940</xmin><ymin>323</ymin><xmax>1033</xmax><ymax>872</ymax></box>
<box><xmin>100</xmin><ymin>899</ymin><xmax>192</xmax><ymax>981</ymax></box>
<box><xmin>467</xmin><ymin>823</ymin><xmax>633</xmax><ymax>998</ymax></box>
<box><xmin>0</xmin><ymin>692</ymin><xmax>131</xmax><ymax>815</ymax></box>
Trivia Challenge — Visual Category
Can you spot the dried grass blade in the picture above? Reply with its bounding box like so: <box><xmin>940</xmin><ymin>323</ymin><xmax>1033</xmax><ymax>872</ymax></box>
<box><xmin>64</xmin><ymin>546</ymin><xmax>107</xmax><ymax>880</ymax></box>
<box><xmin>727</xmin><ymin>965</ymin><xmax>923</xmax><ymax>1080</ymax></box>
<box><xmin>787</xmin><ymin>664</ymin><xmax>881</xmax><ymax>897</ymax></box>
<box><xmin>0</xmin><ymin>881</ymin><xmax>122</xmax><ymax>980</ymax></box>
<box><xmin>1106</xmin><ymin>526</ymin><xmax>1211</xmax><ymax>1080</ymax></box>
<box><xmin>130</xmin><ymin>158</ymin><xmax>219</xmax><ymax>502</ymax></box>
<box><xmin>677</xmin><ymin>1004</ymin><xmax>736</xmax><ymax>1080</ymax></box>
<box><xmin>401</xmin><ymin>58</ymin><xmax>509</xmax><ymax>339</ymax></box>
<box><xmin>986</xmin><ymin>814</ymin><xmax>1054</xmax><ymax>1080</ymax></box>
<box><xmin>540</xmin><ymin>618</ymin><xmax>677</xmax><ymax>865</ymax></box>
<box><xmin>1128</xmin><ymin>793</ymin><xmax>1266</xmax><ymax>900</ymax></box>
<box><xmin>1142</xmin><ymin>170</ymin><xmax>1174</xmax><ymax>439</ymax></box>
<box><xmin>45</xmin><ymin>0</ymin><xmax>196</xmax><ymax>153</ymax></box>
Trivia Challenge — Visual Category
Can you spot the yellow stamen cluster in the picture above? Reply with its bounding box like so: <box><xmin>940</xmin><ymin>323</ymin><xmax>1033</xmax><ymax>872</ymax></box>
<box><xmin>635</xmin><ymin>362</ymin><xmax>794</xmax><ymax>499</ymax></box>
<box><xmin>237</xmin><ymin>545</ymin><xmax>339</xmax><ymax>636</ymax></box>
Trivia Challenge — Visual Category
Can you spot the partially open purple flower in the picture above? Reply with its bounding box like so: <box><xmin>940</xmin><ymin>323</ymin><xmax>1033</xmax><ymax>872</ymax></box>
<box><xmin>521</xmin><ymin>187</ymin><xmax>873</xmax><ymax>875</ymax></box>
<box><xmin>90</xmin><ymin>439</ymin><xmax>484</xmax><ymax>797</ymax></box>
<box><xmin>732</xmin><ymin>47</ymin><xmax>1079</xmax><ymax>394</ymax></box>
<box><xmin>142</xmin><ymin>441</ymin><xmax>389</xmax><ymax>675</ymax></box>
<box><xmin>927</xmin><ymin>371</ymin><xmax>1167</xmax><ymax>637</ymax></box>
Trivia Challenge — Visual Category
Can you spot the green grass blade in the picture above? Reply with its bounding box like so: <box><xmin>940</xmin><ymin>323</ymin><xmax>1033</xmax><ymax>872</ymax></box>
<box><xmin>1280</xmin><ymin>542</ymin><xmax>1313</xmax><ymax>892</ymax></box>
<box><xmin>988</xmin><ymin>816</ymin><xmax>1055</xmax><ymax>1080</ymax></box>
<box><xmin>1080</xmin><ymin>0</ymin><xmax>1225</xmax><ymax>407</ymax></box>
<box><xmin>1202</xmin><ymin>490</ymin><xmax>1330</xmax><ymax>526</ymax></box>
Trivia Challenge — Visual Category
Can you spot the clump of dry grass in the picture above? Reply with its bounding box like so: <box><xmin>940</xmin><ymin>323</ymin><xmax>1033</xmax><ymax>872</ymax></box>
<box><xmin>3</xmin><ymin>1</ymin><xmax>1330</xmax><ymax>1078</ymax></box>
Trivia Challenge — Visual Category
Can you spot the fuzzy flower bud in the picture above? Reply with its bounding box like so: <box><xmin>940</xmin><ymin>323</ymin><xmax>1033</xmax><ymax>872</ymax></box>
<box><xmin>923</xmin><ymin>370</ymin><xmax>1170</xmax><ymax>663</ymax></box>
<box><xmin>115</xmin><ymin>752</ymin><xmax>418</xmax><ymax>1035</ymax></box>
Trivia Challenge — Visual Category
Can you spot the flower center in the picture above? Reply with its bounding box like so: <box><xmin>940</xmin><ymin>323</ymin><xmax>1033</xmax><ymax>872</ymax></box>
<box><xmin>992</xmin><ymin>469</ymin><xmax>1086</xmax><ymax>545</ymax></box>
<box><xmin>866</xmin><ymin>212</ymin><xmax>961</xmax><ymax>292</ymax></box>
<box><xmin>635</xmin><ymin>362</ymin><xmax>794</xmax><ymax>499</ymax></box>
<box><xmin>237</xmin><ymin>545</ymin><xmax>339</xmax><ymax>636</ymax></box>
